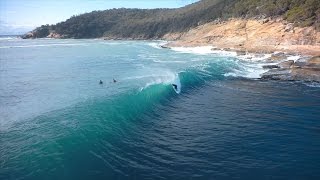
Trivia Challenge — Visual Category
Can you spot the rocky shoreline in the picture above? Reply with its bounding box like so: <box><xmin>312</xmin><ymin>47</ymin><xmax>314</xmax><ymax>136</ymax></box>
<box><xmin>162</xmin><ymin>18</ymin><xmax>320</xmax><ymax>83</ymax></box>
<box><xmin>160</xmin><ymin>45</ymin><xmax>320</xmax><ymax>82</ymax></box>
<box><xmin>261</xmin><ymin>55</ymin><xmax>320</xmax><ymax>82</ymax></box>
<box><xmin>164</xmin><ymin>18</ymin><xmax>320</xmax><ymax>56</ymax></box>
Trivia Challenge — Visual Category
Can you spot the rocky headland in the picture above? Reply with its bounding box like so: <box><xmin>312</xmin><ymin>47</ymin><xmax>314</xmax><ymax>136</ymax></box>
<box><xmin>164</xmin><ymin>18</ymin><xmax>320</xmax><ymax>56</ymax></box>
<box><xmin>163</xmin><ymin>18</ymin><xmax>320</xmax><ymax>82</ymax></box>
<box><xmin>261</xmin><ymin>55</ymin><xmax>320</xmax><ymax>82</ymax></box>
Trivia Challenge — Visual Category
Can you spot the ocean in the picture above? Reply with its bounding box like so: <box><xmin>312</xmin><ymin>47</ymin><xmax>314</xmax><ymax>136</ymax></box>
<box><xmin>1</xmin><ymin>38</ymin><xmax>320</xmax><ymax>180</ymax></box>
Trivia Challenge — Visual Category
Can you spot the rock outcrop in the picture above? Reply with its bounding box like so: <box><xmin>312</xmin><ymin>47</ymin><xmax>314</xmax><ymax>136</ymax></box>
<box><xmin>166</xmin><ymin>18</ymin><xmax>320</xmax><ymax>56</ymax></box>
<box><xmin>46</xmin><ymin>32</ymin><xmax>62</xmax><ymax>38</ymax></box>
<box><xmin>261</xmin><ymin>56</ymin><xmax>320</xmax><ymax>82</ymax></box>
<box><xmin>21</xmin><ymin>32</ymin><xmax>35</xmax><ymax>39</ymax></box>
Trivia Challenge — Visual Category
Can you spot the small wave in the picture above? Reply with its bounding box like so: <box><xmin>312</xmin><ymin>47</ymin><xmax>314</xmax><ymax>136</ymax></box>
<box><xmin>0</xmin><ymin>36</ymin><xmax>19</xmax><ymax>41</ymax></box>
<box><xmin>304</xmin><ymin>82</ymin><xmax>320</xmax><ymax>88</ymax></box>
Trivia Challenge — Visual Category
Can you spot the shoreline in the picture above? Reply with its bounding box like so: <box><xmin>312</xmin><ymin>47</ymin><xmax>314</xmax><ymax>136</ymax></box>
<box><xmin>161</xmin><ymin>18</ymin><xmax>320</xmax><ymax>82</ymax></box>
<box><xmin>161</xmin><ymin>45</ymin><xmax>320</xmax><ymax>83</ymax></box>
<box><xmin>163</xmin><ymin>18</ymin><xmax>320</xmax><ymax>57</ymax></box>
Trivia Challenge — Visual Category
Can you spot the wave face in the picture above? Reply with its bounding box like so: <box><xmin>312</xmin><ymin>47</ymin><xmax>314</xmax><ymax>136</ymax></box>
<box><xmin>1</xmin><ymin>39</ymin><xmax>320</xmax><ymax>180</ymax></box>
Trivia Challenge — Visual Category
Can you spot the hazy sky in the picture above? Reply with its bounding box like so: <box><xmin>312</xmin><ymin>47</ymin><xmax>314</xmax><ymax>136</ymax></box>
<box><xmin>0</xmin><ymin>0</ymin><xmax>199</xmax><ymax>35</ymax></box>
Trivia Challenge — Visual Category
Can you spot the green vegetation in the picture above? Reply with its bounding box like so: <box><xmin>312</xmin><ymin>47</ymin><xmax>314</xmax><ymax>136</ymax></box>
<box><xmin>231</xmin><ymin>0</ymin><xmax>319</xmax><ymax>28</ymax></box>
<box><xmin>25</xmin><ymin>0</ymin><xmax>320</xmax><ymax>39</ymax></box>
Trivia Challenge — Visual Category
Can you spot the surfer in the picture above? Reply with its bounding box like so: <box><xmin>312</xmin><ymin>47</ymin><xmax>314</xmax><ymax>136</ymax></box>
<box><xmin>172</xmin><ymin>84</ymin><xmax>178</xmax><ymax>91</ymax></box>
<box><xmin>113</xmin><ymin>78</ymin><xmax>117</xmax><ymax>83</ymax></box>
<box><xmin>99</xmin><ymin>80</ymin><xmax>103</xmax><ymax>84</ymax></box>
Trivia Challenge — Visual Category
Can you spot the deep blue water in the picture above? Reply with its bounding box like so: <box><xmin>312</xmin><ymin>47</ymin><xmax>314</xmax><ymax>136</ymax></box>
<box><xmin>1</xmin><ymin>38</ymin><xmax>320</xmax><ymax>180</ymax></box>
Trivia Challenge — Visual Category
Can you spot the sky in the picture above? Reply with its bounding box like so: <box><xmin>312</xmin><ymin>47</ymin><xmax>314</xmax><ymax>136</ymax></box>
<box><xmin>0</xmin><ymin>0</ymin><xmax>199</xmax><ymax>35</ymax></box>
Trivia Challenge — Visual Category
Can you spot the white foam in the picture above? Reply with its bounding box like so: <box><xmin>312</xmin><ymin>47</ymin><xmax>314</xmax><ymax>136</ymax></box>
<box><xmin>139</xmin><ymin>72</ymin><xmax>177</xmax><ymax>91</ymax></box>
<box><xmin>237</xmin><ymin>53</ymin><xmax>272</xmax><ymax>62</ymax></box>
<box><xmin>224</xmin><ymin>62</ymin><xmax>273</xmax><ymax>79</ymax></box>
<box><xmin>170</xmin><ymin>46</ymin><xmax>215</xmax><ymax>55</ymax></box>
<box><xmin>287</xmin><ymin>55</ymin><xmax>301</xmax><ymax>62</ymax></box>
<box><xmin>152</xmin><ymin>59</ymin><xmax>186</xmax><ymax>63</ymax></box>
<box><xmin>210</xmin><ymin>48</ymin><xmax>238</xmax><ymax>56</ymax></box>
<box><xmin>148</xmin><ymin>41</ymin><xmax>167</xmax><ymax>49</ymax></box>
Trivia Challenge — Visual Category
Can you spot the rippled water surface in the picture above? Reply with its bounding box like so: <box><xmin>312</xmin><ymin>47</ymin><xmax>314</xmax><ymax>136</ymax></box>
<box><xmin>1</xmin><ymin>38</ymin><xmax>320</xmax><ymax>180</ymax></box>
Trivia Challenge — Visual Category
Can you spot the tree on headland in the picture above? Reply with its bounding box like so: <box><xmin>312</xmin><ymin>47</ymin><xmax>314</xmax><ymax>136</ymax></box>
<box><xmin>25</xmin><ymin>0</ymin><xmax>320</xmax><ymax>39</ymax></box>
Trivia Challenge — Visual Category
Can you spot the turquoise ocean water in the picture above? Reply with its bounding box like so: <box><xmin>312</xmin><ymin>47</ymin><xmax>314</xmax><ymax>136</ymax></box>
<box><xmin>1</xmin><ymin>38</ymin><xmax>320</xmax><ymax>179</ymax></box>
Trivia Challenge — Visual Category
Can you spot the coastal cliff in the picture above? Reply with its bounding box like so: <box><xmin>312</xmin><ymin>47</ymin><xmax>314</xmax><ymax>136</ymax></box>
<box><xmin>165</xmin><ymin>18</ymin><xmax>320</xmax><ymax>56</ymax></box>
<box><xmin>164</xmin><ymin>18</ymin><xmax>320</xmax><ymax>82</ymax></box>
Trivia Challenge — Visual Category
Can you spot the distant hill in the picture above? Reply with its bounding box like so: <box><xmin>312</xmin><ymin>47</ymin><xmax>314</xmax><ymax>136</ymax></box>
<box><xmin>23</xmin><ymin>0</ymin><xmax>320</xmax><ymax>39</ymax></box>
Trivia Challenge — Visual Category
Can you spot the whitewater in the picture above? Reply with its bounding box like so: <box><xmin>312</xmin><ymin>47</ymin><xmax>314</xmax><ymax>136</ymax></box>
<box><xmin>1</xmin><ymin>38</ymin><xmax>320</xmax><ymax>180</ymax></box>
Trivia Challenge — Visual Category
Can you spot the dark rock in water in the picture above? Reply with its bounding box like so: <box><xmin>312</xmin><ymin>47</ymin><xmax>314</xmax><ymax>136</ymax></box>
<box><xmin>307</xmin><ymin>56</ymin><xmax>320</xmax><ymax>63</ymax></box>
<box><xmin>211</xmin><ymin>47</ymin><xmax>222</xmax><ymax>51</ymax></box>
<box><xmin>261</xmin><ymin>69</ymin><xmax>293</xmax><ymax>81</ymax></box>
<box><xmin>292</xmin><ymin>61</ymin><xmax>307</xmax><ymax>68</ymax></box>
<box><xmin>262</xmin><ymin>56</ymin><xmax>320</xmax><ymax>82</ymax></box>
<box><xmin>290</xmin><ymin>57</ymin><xmax>320</xmax><ymax>81</ymax></box>
<box><xmin>305</xmin><ymin>56</ymin><xmax>320</xmax><ymax>68</ymax></box>
<box><xmin>278</xmin><ymin>60</ymin><xmax>294</xmax><ymax>69</ymax></box>
<box><xmin>291</xmin><ymin>68</ymin><xmax>320</xmax><ymax>82</ymax></box>
<box><xmin>160</xmin><ymin>45</ymin><xmax>170</xmax><ymax>49</ymax></box>
<box><xmin>262</xmin><ymin>65</ymin><xmax>280</xmax><ymax>69</ymax></box>
<box><xmin>271</xmin><ymin>52</ymin><xmax>287</xmax><ymax>61</ymax></box>
<box><xmin>236</xmin><ymin>50</ymin><xmax>246</xmax><ymax>56</ymax></box>
<box><xmin>254</xmin><ymin>54</ymin><xmax>266</xmax><ymax>58</ymax></box>
<box><xmin>21</xmin><ymin>32</ymin><xmax>34</xmax><ymax>39</ymax></box>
